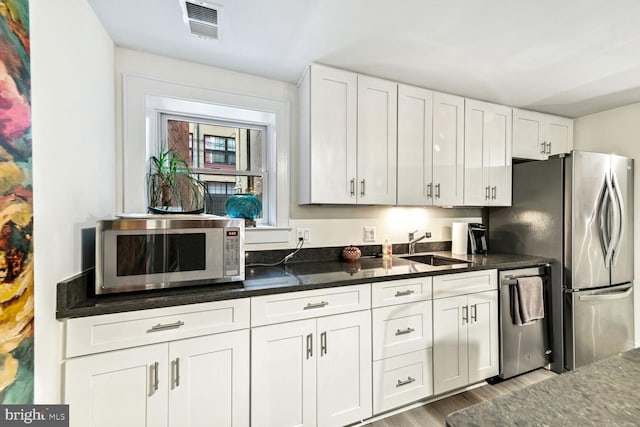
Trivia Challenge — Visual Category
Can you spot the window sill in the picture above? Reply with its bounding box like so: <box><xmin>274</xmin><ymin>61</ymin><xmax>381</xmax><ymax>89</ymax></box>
<box><xmin>245</xmin><ymin>226</ymin><xmax>291</xmax><ymax>244</ymax></box>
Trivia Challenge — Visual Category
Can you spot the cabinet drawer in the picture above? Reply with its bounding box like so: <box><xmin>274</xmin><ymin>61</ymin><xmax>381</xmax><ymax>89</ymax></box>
<box><xmin>433</xmin><ymin>269</ymin><xmax>497</xmax><ymax>299</ymax></box>
<box><xmin>372</xmin><ymin>301</ymin><xmax>432</xmax><ymax>361</ymax></box>
<box><xmin>65</xmin><ymin>299</ymin><xmax>250</xmax><ymax>358</ymax></box>
<box><xmin>250</xmin><ymin>284</ymin><xmax>371</xmax><ymax>326</ymax></box>
<box><xmin>373</xmin><ymin>348</ymin><xmax>433</xmax><ymax>414</ymax></box>
<box><xmin>371</xmin><ymin>277</ymin><xmax>432</xmax><ymax>308</ymax></box>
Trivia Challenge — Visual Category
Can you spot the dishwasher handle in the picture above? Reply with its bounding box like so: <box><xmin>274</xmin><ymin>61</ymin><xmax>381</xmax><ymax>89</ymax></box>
<box><xmin>578</xmin><ymin>285</ymin><xmax>632</xmax><ymax>302</ymax></box>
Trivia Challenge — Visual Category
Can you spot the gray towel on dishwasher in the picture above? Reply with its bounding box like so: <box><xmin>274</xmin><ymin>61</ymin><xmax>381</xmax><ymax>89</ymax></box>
<box><xmin>512</xmin><ymin>276</ymin><xmax>544</xmax><ymax>325</ymax></box>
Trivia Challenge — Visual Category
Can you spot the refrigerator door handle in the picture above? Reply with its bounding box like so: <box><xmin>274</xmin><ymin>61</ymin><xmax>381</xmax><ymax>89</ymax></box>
<box><xmin>611</xmin><ymin>172</ymin><xmax>625</xmax><ymax>267</ymax></box>
<box><xmin>578</xmin><ymin>285</ymin><xmax>632</xmax><ymax>302</ymax></box>
<box><xmin>597</xmin><ymin>176</ymin><xmax>613</xmax><ymax>266</ymax></box>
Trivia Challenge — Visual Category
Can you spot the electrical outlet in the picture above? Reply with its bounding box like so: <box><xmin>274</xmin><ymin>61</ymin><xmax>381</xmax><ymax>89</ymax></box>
<box><xmin>363</xmin><ymin>226</ymin><xmax>376</xmax><ymax>242</ymax></box>
<box><xmin>296</xmin><ymin>228</ymin><xmax>311</xmax><ymax>243</ymax></box>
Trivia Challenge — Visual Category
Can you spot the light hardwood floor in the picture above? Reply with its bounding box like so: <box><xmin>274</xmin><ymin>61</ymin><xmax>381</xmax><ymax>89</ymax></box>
<box><xmin>365</xmin><ymin>368</ymin><xmax>557</xmax><ymax>427</ymax></box>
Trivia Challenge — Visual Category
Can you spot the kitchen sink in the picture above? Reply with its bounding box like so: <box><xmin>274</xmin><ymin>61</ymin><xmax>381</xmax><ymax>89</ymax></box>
<box><xmin>399</xmin><ymin>254</ymin><xmax>468</xmax><ymax>266</ymax></box>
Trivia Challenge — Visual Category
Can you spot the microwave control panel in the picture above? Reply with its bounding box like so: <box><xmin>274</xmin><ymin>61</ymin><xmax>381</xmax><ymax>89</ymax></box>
<box><xmin>223</xmin><ymin>227</ymin><xmax>241</xmax><ymax>276</ymax></box>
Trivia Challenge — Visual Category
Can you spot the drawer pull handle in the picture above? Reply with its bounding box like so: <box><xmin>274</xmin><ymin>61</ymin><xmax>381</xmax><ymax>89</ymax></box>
<box><xmin>148</xmin><ymin>321</ymin><xmax>185</xmax><ymax>333</ymax></box>
<box><xmin>395</xmin><ymin>290</ymin><xmax>415</xmax><ymax>297</ymax></box>
<box><xmin>304</xmin><ymin>301</ymin><xmax>329</xmax><ymax>310</ymax></box>
<box><xmin>395</xmin><ymin>327</ymin><xmax>415</xmax><ymax>336</ymax></box>
<box><xmin>396</xmin><ymin>376</ymin><xmax>416</xmax><ymax>387</ymax></box>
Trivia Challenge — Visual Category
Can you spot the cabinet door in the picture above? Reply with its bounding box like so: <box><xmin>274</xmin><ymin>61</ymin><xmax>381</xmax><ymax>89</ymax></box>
<box><xmin>433</xmin><ymin>295</ymin><xmax>468</xmax><ymax>395</ymax></box>
<box><xmin>464</xmin><ymin>99</ymin><xmax>490</xmax><ymax>206</ymax></box>
<box><xmin>545</xmin><ymin>115</ymin><xmax>573</xmax><ymax>156</ymax></box>
<box><xmin>513</xmin><ymin>109</ymin><xmax>546</xmax><ymax>160</ymax></box>
<box><xmin>308</xmin><ymin>65</ymin><xmax>358</xmax><ymax>204</ymax></box>
<box><xmin>64</xmin><ymin>344</ymin><xmax>168</xmax><ymax>427</ymax></box>
<box><xmin>357</xmin><ymin>75</ymin><xmax>398</xmax><ymax>204</ymax></box>
<box><xmin>251</xmin><ymin>320</ymin><xmax>316</xmax><ymax>427</ymax></box>
<box><xmin>168</xmin><ymin>330</ymin><xmax>249</xmax><ymax>427</ymax></box>
<box><xmin>317</xmin><ymin>311</ymin><xmax>372</xmax><ymax>427</ymax></box>
<box><xmin>433</xmin><ymin>92</ymin><xmax>464</xmax><ymax>206</ymax></box>
<box><xmin>467</xmin><ymin>291</ymin><xmax>499</xmax><ymax>383</ymax></box>
<box><xmin>486</xmin><ymin>104</ymin><xmax>512</xmax><ymax>206</ymax></box>
<box><xmin>397</xmin><ymin>84</ymin><xmax>434</xmax><ymax>205</ymax></box>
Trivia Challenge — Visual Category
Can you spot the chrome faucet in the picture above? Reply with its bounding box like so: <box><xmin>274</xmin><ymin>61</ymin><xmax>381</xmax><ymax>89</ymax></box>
<box><xmin>408</xmin><ymin>230</ymin><xmax>431</xmax><ymax>254</ymax></box>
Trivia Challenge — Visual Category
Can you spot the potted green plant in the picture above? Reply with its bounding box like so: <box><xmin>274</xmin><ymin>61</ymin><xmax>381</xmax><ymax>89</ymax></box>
<box><xmin>147</xmin><ymin>146</ymin><xmax>205</xmax><ymax>214</ymax></box>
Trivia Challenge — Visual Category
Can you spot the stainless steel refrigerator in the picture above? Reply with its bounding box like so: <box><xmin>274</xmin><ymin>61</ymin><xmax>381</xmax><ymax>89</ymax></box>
<box><xmin>489</xmin><ymin>150</ymin><xmax>634</xmax><ymax>371</ymax></box>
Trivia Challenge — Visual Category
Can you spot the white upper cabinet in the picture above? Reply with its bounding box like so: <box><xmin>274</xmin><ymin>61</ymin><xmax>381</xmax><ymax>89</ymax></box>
<box><xmin>397</xmin><ymin>84</ymin><xmax>434</xmax><ymax>205</ymax></box>
<box><xmin>464</xmin><ymin>99</ymin><xmax>512</xmax><ymax>206</ymax></box>
<box><xmin>357</xmin><ymin>75</ymin><xmax>398</xmax><ymax>205</ymax></box>
<box><xmin>299</xmin><ymin>64</ymin><xmax>397</xmax><ymax>205</ymax></box>
<box><xmin>432</xmin><ymin>92</ymin><xmax>465</xmax><ymax>206</ymax></box>
<box><xmin>299</xmin><ymin>64</ymin><xmax>358</xmax><ymax>204</ymax></box>
<box><xmin>513</xmin><ymin>109</ymin><xmax>573</xmax><ymax>160</ymax></box>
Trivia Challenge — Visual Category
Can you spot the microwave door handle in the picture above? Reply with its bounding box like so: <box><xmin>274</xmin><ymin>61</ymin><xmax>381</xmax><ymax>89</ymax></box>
<box><xmin>611</xmin><ymin>172</ymin><xmax>625</xmax><ymax>267</ymax></box>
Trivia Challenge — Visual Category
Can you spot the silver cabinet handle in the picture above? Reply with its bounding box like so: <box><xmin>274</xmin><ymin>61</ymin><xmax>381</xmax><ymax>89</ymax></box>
<box><xmin>540</xmin><ymin>141</ymin><xmax>546</xmax><ymax>154</ymax></box>
<box><xmin>485</xmin><ymin>186</ymin><xmax>490</xmax><ymax>200</ymax></box>
<box><xmin>435</xmin><ymin>183</ymin><xmax>441</xmax><ymax>199</ymax></box>
<box><xmin>491</xmin><ymin>186</ymin><xmax>497</xmax><ymax>200</ymax></box>
<box><xmin>395</xmin><ymin>289</ymin><xmax>414</xmax><ymax>297</ymax></box>
<box><xmin>546</xmin><ymin>142</ymin><xmax>551</xmax><ymax>154</ymax></box>
<box><xmin>427</xmin><ymin>183</ymin><xmax>433</xmax><ymax>198</ymax></box>
<box><xmin>147</xmin><ymin>321</ymin><xmax>184</xmax><ymax>333</ymax></box>
<box><xmin>462</xmin><ymin>305</ymin><xmax>468</xmax><ymax>324</ymax></box>
<box><xmin>171</xmin><ymin>357</ymin><xmax>180</xmax><ymax>388</ymax></box>
<box><xmin>471</xmin><ymin>304</ymin><xmax>477</xmax><ymax>322</ymax></box>
<box><xmin>396</xmin><ymin>377</ymin><xmax>416</xmax><ymax>387</ymax></box>
<box><xmin>360</xmin><ymin>179</ymin><xmax>366</xmax><ymax>196</ymax></box>
<box><xmin>350</xmin><ymin>178</ymin><xmax>355</xmax><ymax>196</ymax></box>
<box><xmin>320</xmin><ymin>331</ymin><xmax>327</xmax><ymax>356</ymax></box>
<box><xmin>395</xmin><ymin>327</ymin><xmax>415</xmax><ymax>336</ymax></box>
<box><xmin>306</xmin><ymin>333</ymin><xmax>313</xmax><ymax>359</ymax></box>
<box><xmin>150</xmin><ymin>361</ymin><xmax>159</xmax><ymax>394</ymax></box>
<box><xmin>304</xmin><ymin>301</ymin><xmax>329</xmax><ymax>310</ymax></box>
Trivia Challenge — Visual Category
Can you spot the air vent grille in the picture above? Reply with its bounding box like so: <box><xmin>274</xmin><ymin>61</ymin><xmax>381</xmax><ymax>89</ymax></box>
<box><xmin>189</xmin><ymin>21</ymin><xmax>219</xmax><ymax>39</ymax></box>
<box><xmin>181</xmin><ymin>1</ymin><xmax>221</xmax><ymax>40</ymax></box>
<box><xmin>185</xmin><ymin>2</ymin><xmax>218</xmax><ymax>25</ymax></box>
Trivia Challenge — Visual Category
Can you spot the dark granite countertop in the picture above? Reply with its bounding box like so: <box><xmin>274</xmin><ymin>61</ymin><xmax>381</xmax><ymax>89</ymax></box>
<box><xmin>56</xmin><ymin>251</ymin><xmax>552</xmax><ymax>319</ymax></box>
<box><xmin>446</xmin><ymin>347</ymin><xmax>640</xmax><ymax>427</ymax></box>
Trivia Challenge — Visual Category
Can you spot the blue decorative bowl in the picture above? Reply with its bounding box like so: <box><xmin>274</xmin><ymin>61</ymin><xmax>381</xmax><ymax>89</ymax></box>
<box><xmin>225</xmin><ymin>193</ymin><xmax>262</xmax><ymax>220</ymax></box>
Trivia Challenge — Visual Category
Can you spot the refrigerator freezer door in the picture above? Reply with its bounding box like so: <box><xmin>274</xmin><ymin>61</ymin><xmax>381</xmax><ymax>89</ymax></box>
<box><xmin>565</xmin><ymin>283</ymin><xmax>634</xmax><ymax>370</ymax></box>
<box><xmin>610</xmin><ymin>155</ymin><xmax>634</xmax><ymax>285</ymax></box>
<box><xmin>569</xmin><ymin>151</ymin><xmax>611</xmax><ymax>289</ymax></box>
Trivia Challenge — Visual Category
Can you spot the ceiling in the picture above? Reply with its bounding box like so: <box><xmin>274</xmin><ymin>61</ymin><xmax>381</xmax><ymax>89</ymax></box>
<box><xmin>87</xmin><ymin>0</ymin><xmax>640</xmax><ymax>118</ymax></box>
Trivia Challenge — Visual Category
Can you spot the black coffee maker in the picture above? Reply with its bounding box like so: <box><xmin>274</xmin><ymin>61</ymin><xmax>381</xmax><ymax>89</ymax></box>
<box><xmin>467</xmin><ymin>223</ymin><xmax>487</xmax><ymax>254</ymax></box>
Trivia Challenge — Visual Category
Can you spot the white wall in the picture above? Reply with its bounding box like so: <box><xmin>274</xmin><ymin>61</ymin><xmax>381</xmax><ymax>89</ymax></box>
<box><xmin>115</xmin><ymin>48</ymin><xmax>482</xmax><ymax>251</ymax></box>
<box><xmin>31</xmin><ymin>0</ymin><xmax>116</xmax><ymax>403</ymax></box>
<box><xmin>574</xmin><ymin>102</ymin><xmax>640</xmax><ymax>345</ymax></box>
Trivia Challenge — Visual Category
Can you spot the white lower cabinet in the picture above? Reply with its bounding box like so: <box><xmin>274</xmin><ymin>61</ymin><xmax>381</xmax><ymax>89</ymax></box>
<box><xmin>251</xmin><ymin>310</ymin><xmax>372</xmax><ymax>427</ymax></box>
<box><xmin>371</xmin><ymin>278</ymin><xmax>433</xmax><ymax>415</ymax></box>
<box><xmin>64</xmin><ymin>329</ymin><xmax>250</xmax><ymax>427</ymax></box>
<box><xmin>433</xmin><ymin>279</ymin><xmax>498</xmax><ymax>395</ymax></box>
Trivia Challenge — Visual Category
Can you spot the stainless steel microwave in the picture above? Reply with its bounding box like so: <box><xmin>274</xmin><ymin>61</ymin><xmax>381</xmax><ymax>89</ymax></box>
<box><xmin>95</xmin><ymin>216</ymin><xmax>244</xmax><ymax>294</ymax></box>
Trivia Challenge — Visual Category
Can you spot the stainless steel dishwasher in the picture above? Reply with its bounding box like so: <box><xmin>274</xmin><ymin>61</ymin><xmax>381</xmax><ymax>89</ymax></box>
<box><xmin>498</xmin><ymin>266</ymin><xmax>552</xmax><ymax>379</ymax></box>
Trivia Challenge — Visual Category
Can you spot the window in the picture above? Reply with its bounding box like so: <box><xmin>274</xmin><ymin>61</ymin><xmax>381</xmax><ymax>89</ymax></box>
<box><xmin>163</xmin><ymin>115</ymin><xmax>267</xmax><ymax>220</ymax></box>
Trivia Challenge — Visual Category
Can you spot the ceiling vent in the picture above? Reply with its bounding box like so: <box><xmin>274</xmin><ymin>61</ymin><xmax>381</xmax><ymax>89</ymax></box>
<box><xmin>181</xmin><ymin>1</ymin><xmax>222</xmax><ymax>40</ymax></box>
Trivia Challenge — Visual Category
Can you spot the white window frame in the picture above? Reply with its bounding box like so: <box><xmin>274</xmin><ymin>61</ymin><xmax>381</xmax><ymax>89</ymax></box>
<box><xmin>120</xmin><ymin>74</ymin><xmax>291</xmax><ymax>243</ymax></box>
<box><xmin>159</xmin><ymin>112</ymin><xmax>270</xmax><ymax>225</ymax></box>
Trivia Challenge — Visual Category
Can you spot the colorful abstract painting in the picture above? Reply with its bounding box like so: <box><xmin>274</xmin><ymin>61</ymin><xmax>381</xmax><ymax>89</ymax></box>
<box><xmin>0</xmin><ymin>0</ymin><xmax>32</xmax><ymax>403</ymax></box>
